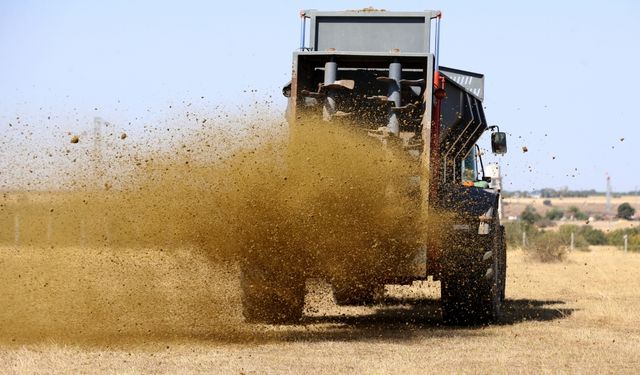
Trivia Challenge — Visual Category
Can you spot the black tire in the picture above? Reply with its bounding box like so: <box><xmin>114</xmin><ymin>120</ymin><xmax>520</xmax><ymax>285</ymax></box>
<box><xmin>332</xmin><ymin>281</ymin><xmax>382</xmax><ymax>306</ymax></box>
<box><xmin>240</xmin><ymin>261</ymin><xmax>305</xmax><ymax>324</ymax></box>
<box><xmin>441</xmin><ymin>211</ymin><xmax>502</xmax><ymax>326</ymax></box>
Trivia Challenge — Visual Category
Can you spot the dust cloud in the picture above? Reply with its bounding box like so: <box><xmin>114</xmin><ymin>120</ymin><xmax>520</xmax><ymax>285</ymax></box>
<box><xmin>0</xmin><ymin>113</ymin><xmax>430</xmax><ymax>344</ymax></box>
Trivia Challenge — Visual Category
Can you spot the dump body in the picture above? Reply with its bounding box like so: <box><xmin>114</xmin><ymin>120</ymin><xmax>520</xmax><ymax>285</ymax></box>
<box><xmin>286</xmin><ymin>10</ymin><xmax>498</xmax><ymax>274</ymax></box>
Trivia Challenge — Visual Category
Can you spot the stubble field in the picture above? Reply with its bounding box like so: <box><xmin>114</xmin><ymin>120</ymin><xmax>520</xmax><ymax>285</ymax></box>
<box><xmin>1</xmin><ymin>245</ymin><xmax>639</xmax><ymax>374</ymax></box>
<box><xmin>2</xmin><ymin>118</ymin><xmax>638</xmax><ymax>373</ymax></box>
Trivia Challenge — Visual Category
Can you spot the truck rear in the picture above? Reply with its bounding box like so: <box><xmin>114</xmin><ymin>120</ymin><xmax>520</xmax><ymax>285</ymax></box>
<box><xmin>241</xmin><ymin>9</ymin><xmax>508</xmax><ymax>325</ymax></box>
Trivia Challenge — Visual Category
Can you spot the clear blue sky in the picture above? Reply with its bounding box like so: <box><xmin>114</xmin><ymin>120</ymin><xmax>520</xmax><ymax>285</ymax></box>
<box><xmin>1</xmin><ymin>0</ymin><xmax>638</xmax><ymax>191</ymax></box>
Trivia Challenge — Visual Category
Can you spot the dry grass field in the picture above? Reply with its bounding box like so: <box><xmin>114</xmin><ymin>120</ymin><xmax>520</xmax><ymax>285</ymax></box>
<box><xmin>1</xmin><ymin>124</ymin><xmax>638</xmax><ymax>373</ymax></box>
<box><xmin>1</xmin><ymin>245</ymin><xmax>639</xmax><ymax>374</ymax></box>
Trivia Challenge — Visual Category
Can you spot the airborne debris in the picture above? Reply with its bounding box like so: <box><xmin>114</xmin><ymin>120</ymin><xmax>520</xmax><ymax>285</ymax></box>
<box><xmin>70</xmin><ymin>135</ymin><xmax>79</xmax><ymax>144</ymax></box>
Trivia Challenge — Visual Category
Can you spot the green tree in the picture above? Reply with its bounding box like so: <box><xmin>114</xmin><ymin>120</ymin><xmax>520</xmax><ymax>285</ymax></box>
<box><xmin>579</xmin><ymin>226</ymin><xmax>608</xmax><ymax>245</ymax></box>
<box><xmin>567</xmin><ymin>206</ymin><xmax>588</xmax><ymax>221</ymax></box>
<box><xmin>617</xmin><ymin>202</ymin><xmax>636</xmax><ymax>220</ymax></box>
<box><xmin>545</xmin><ymin>207</ymin><xmax>564</xmax><ymax>220</ymax></box>
<box><xmin>521</xmin><ymin>205</ymin><xmax>541</xmax><ymax>225</ymax></box>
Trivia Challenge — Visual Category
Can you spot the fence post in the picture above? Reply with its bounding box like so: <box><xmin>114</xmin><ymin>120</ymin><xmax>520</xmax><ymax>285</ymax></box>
<box><xmin>624</xmin><ymin>234</ymin><xmax>628</xmax><ymax>253</ymax></box>
<box><xmin>570</xmin><ymin>232</ymin><xmax>575</xmax><ymax>251</ymax></box>
<box><xmin>522</xmin><ymin>231</ymin><xmax>526</xmax><ymax>248</ymax></box>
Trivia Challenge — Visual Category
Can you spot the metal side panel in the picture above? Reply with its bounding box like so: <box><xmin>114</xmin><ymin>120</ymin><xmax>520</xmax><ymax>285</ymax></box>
<box><xmin>439</xmin><ymin>75</ymin><xmax>488</xmax><ymax>184</ymax></box>
<box><xmin>305</xmin><ymin>10</ymin><xmax>440</xmax><ymax>53</ymax></box>
<box><xmin>440</xmin><ymin>66</ymin><xmax>485</xmax><ymax>101</ymax></box>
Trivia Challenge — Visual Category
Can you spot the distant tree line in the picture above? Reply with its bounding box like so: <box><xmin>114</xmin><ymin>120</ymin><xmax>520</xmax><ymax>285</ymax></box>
<box><xmin>519</xmin><ymin>203</ymin><xmax>635</xmax><ymax>224</ymax></box>
<box><xmin>503</xmin><ymin>188</ymin><xmax>640</xmax><ymax>198</ymax></box>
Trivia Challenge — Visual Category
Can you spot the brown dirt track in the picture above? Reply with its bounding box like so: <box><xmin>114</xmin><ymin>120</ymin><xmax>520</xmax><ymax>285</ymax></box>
<box><xmin>1</xmin><ymin>245</ymin><xmax>639</xmax><ymax>374</ymax></box>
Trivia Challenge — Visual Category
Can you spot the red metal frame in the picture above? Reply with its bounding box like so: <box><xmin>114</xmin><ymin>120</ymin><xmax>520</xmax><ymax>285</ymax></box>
<box><xmin>427</xmin><ymin>70</ymin><xmax>446</xmax><ymax>278</ymax></box>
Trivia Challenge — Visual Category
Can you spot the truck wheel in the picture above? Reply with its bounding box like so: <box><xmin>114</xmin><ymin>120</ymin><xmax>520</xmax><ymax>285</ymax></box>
<box><xmin>240</xmin><ymin>261</ymin><xmax>305</xmax><ymax>324</ymax></box>
<box><xmin>441</xmin><ymin>214</ymin><xmax>502</xmax><ymax>325</ymax></box>
<box><xmin>332</xmin><ymin>281</ymin><xmax>382</xmax><ymax>306</ymax></box>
